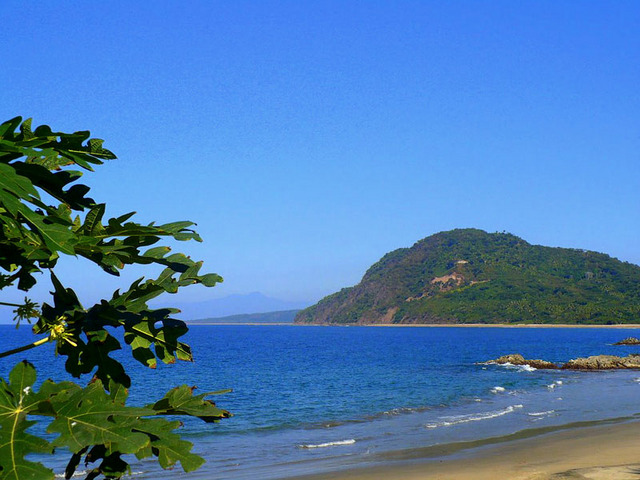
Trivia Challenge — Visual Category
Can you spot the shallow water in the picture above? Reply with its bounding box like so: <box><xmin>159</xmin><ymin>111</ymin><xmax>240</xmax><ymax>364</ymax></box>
<box><xmin>2</xmin><ymin>325</ymin><xmax>640</xmax><ymax>479</ymax></box>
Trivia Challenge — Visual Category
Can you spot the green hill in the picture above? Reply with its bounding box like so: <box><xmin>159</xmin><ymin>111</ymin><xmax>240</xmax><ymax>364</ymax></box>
<box><xmin>295</xmin><ymin>229</ymin><xmax>640</xmax><ymax>325</ymax></box>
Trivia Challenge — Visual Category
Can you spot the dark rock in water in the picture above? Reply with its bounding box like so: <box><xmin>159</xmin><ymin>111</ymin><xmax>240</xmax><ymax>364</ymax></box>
<box><xmin>613</xmin><ymin>337</ymin><xmax>640</xmax><ymax>345</ymax></box>
<box><xmin>561</xmin><ymin>354</ymin><xmax>640</xmax><ymax>370</ymax></box>
<box><xmin>489</xmin><ymin>353</ymin><xmax>559</xmax><ymax>369</ymax></box>
<box><xmin>489</xmin><ymin>353</ymin><xmax>640</xmax><ymax>370</ymax></box>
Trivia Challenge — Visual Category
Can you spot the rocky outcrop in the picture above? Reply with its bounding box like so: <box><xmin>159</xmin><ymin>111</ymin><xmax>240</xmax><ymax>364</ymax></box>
<box><xmin>613</xmin><ymin>337</ymin><xmax>640</xmax><ymax>345</ymax></box>
<box><xmin>561</xmin><ymin>354</ymin><xmax>640</xmax><ymax>370</ymax></box>
<box><xmin>487</xmin><ymin>353</ymin><xmax>640</xmax><ymax>370</ymax></box>
<box><xmin>489</xmin><ymin>353</ymin><xmax>559</xmax><ymax>369</ymax></box>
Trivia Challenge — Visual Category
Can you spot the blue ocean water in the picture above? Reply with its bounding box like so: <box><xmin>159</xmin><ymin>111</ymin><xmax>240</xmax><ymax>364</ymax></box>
<box><xmin>2</xmin><ymin>325</ymin><xmax>640</xmax><ymax>479</ymax></box>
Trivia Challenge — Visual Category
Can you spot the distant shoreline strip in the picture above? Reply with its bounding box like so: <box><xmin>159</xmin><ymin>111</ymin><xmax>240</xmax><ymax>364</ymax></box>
<box><xmin>188</xmin><ymin>322</ymin><xmax>640</xmax><ymax>328</ymax></box>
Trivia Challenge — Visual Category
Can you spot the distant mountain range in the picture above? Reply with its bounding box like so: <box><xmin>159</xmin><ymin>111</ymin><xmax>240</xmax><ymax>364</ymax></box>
<box><xmin>295</xmin><ymin>229</ymin><xmax>640</xmax><ymax>325</ymax></box>
<box><xmin>188</xmin><ymin>309</ymin><xmax>299</xmax><ymax>324</ymax></box>
<box><xmin>171</xmin><ymin>292</ymin><xmax>310</xmax><ymax>320</ymax></box>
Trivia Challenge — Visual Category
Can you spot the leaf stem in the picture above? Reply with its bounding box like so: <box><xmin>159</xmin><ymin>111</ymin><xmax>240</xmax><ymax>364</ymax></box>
<box><xmin>0</xmin><ymin>336</ymin><xmax>51</xmax><ymax>359</ymax></box>
<box><xmin>0</xmin><ymin>301</ymin><xmax>23</xmax><ymax>308</ymax></box>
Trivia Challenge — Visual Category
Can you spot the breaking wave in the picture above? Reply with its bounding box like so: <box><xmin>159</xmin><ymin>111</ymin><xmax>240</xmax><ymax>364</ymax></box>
<box><xmin>500</xmin><ymin>362</ymin><xmax>537</xmax><ymax>372</ymax></box>
<box><xmin>425</xmin><ymin>405</ymin><xmax>523</xmax><ymax>429</ymax></box>
<box><xmin>528</xmin><ymin>410</ymin><xmax>555</xmax><ymax>417</ymax></box>
<box><xmin>299</xmin><ymin>439</ymin><xmax>356</xmax><ymax>449</ymax></box>
<box><xmin>56</xmin><ymin>472</ymin><xmax>143</xmax><ymax>478</ymax></box>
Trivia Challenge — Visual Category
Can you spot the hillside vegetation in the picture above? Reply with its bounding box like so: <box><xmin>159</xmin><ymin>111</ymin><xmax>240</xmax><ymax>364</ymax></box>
<box><xmin>295</xmin><ymin>229</ymin><xmax>640</xmax><ymax>325</ymax></box>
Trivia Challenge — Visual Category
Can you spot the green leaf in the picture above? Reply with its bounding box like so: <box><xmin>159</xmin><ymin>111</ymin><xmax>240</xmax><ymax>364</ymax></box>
<box><xmin>148</xmin><ymin>385</ymin><xmax>232</xmax><ymax>423</ymax></box>
<box><xmin>0</xmin><ymin>362</ymin><xmax>54</xmax><ymax>480</ymax></box>
<box><xmin>18</xmin><ymin>207</ymin><xmax>77</xmax><ymax>255</ymax></box>
<box><xmin>133</xmin><ymin>418</ymin><xmax>205</xmax><ymax>472</ymax></box>
<box><xmin>82</xmin><ymin>203</ymin><xmax>106</xmax><ymax>235</ymax></box>
<box><xmin>0</xmin><ymin>116</ymin><xmax>228</xmax><ymax>478</ymax></box>
<box><xmin>0</xmin><ymin>117</ymin><xmax>22</xmax><ymax>138</ymax></box>
<box><xmin>200</xmin><ymin>273</ymin><xmax>223</xmax><ymax>287</ymax></box>
<box><xmin>149</xmin><ymin>435</ymin><xmax>205</xmax><ymax>472</ymax></box>
<box><xmin>124</xmin><ymin>321</ymin><xmax>157</xmax><ymax>369</ymax></box>
<box><xmin>48</xmin><ymin>382</ymin><xmax>152</xmax><ymax>455</ymax></box>
<box><xmin>143</xmin><ymin>246</ymin><xmax>171</xmax><ymax>259</ymax></box>
<box><xmin>0</xmin><ymin>163</ymin><xmax>39</xmax><ymax>200</ymax></box>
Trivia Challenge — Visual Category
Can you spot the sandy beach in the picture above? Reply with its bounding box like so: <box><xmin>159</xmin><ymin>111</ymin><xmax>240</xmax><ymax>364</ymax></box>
<box><xmin>290</xmin><ymin>421</ymin><xmax>640</xmax><ymax>480</ymax></box>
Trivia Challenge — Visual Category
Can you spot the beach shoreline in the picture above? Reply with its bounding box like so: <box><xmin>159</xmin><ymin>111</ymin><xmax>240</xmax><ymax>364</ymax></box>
<box><xmin>288</xmin><ymin>420</ymin><xmax>640</xmax><ymax>480</ymax></box>
<box><xmin>189</xmin><ymin>322</ymin><xmax>640</xmax><ymax>328</ymax></box>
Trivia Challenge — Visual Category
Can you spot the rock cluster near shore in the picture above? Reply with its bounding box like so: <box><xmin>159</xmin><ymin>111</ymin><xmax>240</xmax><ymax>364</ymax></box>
<box><xmin>488</xmin><ymin>353</ymin><xmax>640</xmax><ymax>370</ymax></box>
<box><xmin>490</xmin><ymin>354</ymin><xmax>559</xmax><ymax>369</ymax></box>
<box><xmin>613</xmin><ymin>337</ymin><xmax>640</xmax><ymax>345</ymax></box>
<box><xmin>562</xmin><ymin>354</ymin><xmax>640</xmax><ymax>370</ymax></box>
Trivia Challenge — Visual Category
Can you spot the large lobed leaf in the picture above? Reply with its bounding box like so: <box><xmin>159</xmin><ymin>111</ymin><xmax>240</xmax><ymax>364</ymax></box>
<box><xmin>0</xmin><ymin>117</ymin><xmax>229</xmax><ymax>479</ymax></box>
<box><xmin>0</xmin><ymin>362</ymin><xmax>230</xmax><ymax>480</ymax></box>
<box><xmin>0</xmin><ymin>361</ymin><xmax>54</xmax><ymax>480</ymax></box>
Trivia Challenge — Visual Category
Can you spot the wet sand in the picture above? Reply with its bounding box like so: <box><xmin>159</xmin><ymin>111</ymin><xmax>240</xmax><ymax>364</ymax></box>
<box><xmin>289</xmin><ymin>421</ymin><xmax>640</xmax><ymax>480</ymax></box>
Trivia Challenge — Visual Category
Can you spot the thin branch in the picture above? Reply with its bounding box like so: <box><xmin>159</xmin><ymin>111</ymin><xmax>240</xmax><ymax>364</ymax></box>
<box><xmin>0</xmin><ymin>336</ymin><xmax>50</xmax><ymax>359</ymax></box>
<box><xmin>0</xmin><ymin>301</ymin><xmax>23</xmax><ymax>308</ymax></box>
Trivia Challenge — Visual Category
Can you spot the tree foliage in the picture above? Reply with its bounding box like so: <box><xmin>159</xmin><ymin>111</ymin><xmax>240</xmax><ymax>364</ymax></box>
<box><xmin>0</xmin><ymin>116</ymin><xmax>230</xmax><ymax>479</ymax></box>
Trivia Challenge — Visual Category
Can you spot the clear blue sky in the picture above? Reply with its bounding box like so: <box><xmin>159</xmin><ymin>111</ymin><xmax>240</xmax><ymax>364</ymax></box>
<box><xmin>1</xmin><ymin>1</ymin><xmax>638</xmax><ymax>309</ymax></box>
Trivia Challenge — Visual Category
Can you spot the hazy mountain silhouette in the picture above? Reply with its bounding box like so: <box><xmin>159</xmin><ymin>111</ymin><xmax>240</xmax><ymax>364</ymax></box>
<box><xmin>172</xmin><ymin>292</ymin><xmax>311</xmax><ymax>320</ymax></box>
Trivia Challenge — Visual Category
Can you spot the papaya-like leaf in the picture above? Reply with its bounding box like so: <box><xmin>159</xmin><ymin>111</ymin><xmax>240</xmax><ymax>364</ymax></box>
<box><xmin>0</xmin><ymin>117</ymin><xmax>22</xmax><ymax>138</ymax></box>
<box><xmin>148</xmin><ymin>385</ymin><xmax>232</xmax><ymax>423</ymax></box>
<box><xmin>131</xmin><ymin>417</ymin><xmax>205</xmax><ymax>472</ymax></box>
<box><xmin>143</xmin><ymin>246</ymin><xmax>171</xmax><ymax>259</ymax></box>
<box><xmin>0</xmin><ymin>361</ymin><xmax>54</xmax><ymax>480</ymax></box>
<box><xmin>201</xmin><ymin>273</ymin><xmax>224</xmax><ymax>287</ymax></box>
<box><xmin>82</xmin><ymin>204</ymin><xmax>106</xmax><ymax>235</ymax></box>
<box><xmin>0</xmin><ymin>163</ymin><xmax>40</xmax><ymax>200</ymax></box>
<box><xmin>47</xmin><ymin>381</ymin><xmax>152</xmax><ymax>455</ymax></box>
<box><xmin>0</xmin><ymin>117</ymin><xmax>229</xmax><ymax>478</ymax></box>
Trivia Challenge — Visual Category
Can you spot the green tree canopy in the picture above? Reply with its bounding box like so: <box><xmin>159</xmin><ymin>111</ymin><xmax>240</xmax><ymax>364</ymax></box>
<box><xmin>0</xmin><ymin>116</ymin><xmax>230</xmax><ymax>479</ymax></box>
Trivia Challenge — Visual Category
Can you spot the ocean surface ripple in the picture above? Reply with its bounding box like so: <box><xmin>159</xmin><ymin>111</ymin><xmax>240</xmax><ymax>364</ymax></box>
<box><xmin>2</xmin><ymin>325</ymin><xmax>640</xmax><ymax>479</ymax></box>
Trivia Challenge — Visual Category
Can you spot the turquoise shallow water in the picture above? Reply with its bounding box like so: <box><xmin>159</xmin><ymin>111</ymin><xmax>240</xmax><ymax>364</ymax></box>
<box><xmin>2</xmin><ymin>325</ymin><xmax>640</xmax><ymax>479</ymax></box>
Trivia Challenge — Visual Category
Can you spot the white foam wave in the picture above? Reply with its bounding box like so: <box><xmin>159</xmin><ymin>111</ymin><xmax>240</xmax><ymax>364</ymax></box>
<box><xmin>56</xmin><ymin>472</ymin><xmax>88</xmax><ymax>479</ymax></box>
<box><xmin>57</xmin><ymin>471</ymin><xmax>143</xmax><ymax>478</ymax></box>
<box><xmin>425</xmin><ymin>405</ymin><xmax>523</xmax><ymax>429</ymax></box>
<box><xmin>506</xmin><ymin>362</ymin><xmax>537</xmax><ymax>372</ymax></box>
<box><xmin>528</xmin><ymin>410</ymin><xmax>555</xmax><ymax>417</ymax></box>
<box><xmin>493</xmin><ymin>361</ymin><xmax>537</xmax><ymax>372</ymax></box>
<box><xmin>547</xmin><ymin>380</ymin><xmax>563</xmax><ymax>390</ymax></box>
<box><xmin>491</xmin><ymin>386</ymin><xmax>506</xmax><ymax>393</ymax></box>
<box><xmin>519</xmin><ymin>364</ymin><xmax>537</xmax><ymax>372</ymax></box>
<box><xmin>299</xmin><ymin>439</ymin><xmax>356</xmax><ymax>449</ymax></box>
<box><xmin>381</xmin><ymin>406</ymin><xmax>421</xmax><ymax>416</ymax></box>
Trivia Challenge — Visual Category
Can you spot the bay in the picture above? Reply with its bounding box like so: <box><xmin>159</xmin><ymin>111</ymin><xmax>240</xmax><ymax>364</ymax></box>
<box><xmin>2</xmin><ymin>325</ymin><xmax>640</xmax><ymax>479</ymax></box>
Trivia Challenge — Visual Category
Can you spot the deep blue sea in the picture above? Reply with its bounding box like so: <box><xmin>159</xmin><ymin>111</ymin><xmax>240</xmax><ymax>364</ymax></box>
<box><xmin>3</xmin><ymin>325</ymin><xmax>640</xmax><ymax>479</ymax></box>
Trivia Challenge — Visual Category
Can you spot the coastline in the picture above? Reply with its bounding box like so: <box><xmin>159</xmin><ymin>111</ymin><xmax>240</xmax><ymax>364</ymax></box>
<box><xmin>288</xmin><ymin>420</ymin><xmax>640</xmax><ymax>480</ymax></box>
<box><xmin>189</xmin><ymin>322</ymin><xmax>640</xmax><ymax>328</ymax></box>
